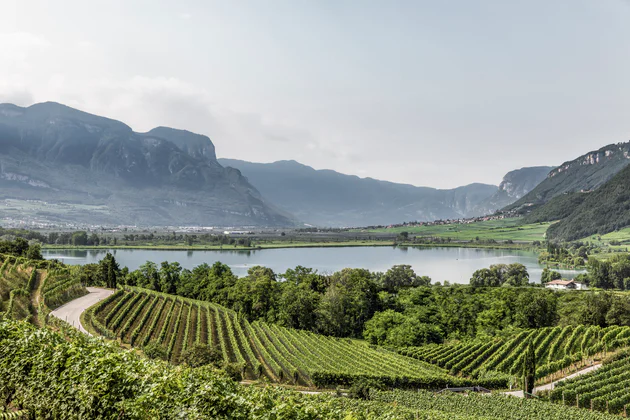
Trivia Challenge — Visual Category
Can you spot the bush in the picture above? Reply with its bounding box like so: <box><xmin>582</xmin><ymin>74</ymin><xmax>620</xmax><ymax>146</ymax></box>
<box><xmin>349</xmin><ymin>378</ymin><xmax>386</xmax><ymax>400</ymax></box>
<box><xmin>143</xmin><ymin>343</ymin><xmax>168</xmax><ymax>361</ymax></box>
<box><xmin>221</xmin><ymin>362</ymin><xmax>244</xmax><ymax>381</ymax></box>
<box><xmin>179</xmin><ymin>343</ymin><xmax>222</xmax><ymax>367</ymax></box>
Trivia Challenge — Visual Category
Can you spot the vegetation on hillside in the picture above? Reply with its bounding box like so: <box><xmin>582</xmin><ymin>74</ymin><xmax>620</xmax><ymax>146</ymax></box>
<box><xmin>547</xmin><ymin>164</ymin><xmax>630</xmax><ymax>241</ymax></box>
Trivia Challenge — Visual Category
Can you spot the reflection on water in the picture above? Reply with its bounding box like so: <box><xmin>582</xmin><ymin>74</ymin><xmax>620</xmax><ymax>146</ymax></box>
<box><xmin>42</xmin><ymin>246</ymin><xmax>585</xmax><ymax>284</ymax></box>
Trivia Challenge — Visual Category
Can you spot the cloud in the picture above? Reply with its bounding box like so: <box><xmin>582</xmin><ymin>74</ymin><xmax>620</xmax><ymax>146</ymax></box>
<box><xmin>0</xmin><ymin>32</ymin><xmax>50</xmax><ymax>49</ymax></box>
<box><xmin>179</xmin><ymin>12</ymin><xmax>192</xmax><ymax>20</ymax></box>
<box><xmin>0</xmin><ymin>86</ymin><xmax>34</xmax><ymax>106</ymax></box>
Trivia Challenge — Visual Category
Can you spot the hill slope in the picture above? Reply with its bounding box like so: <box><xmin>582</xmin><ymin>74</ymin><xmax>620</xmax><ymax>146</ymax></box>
<box><xmin>507</xmin><ymin>142</ymin><xmax>630</xmax><ymax>211</ymax></box>
<box><xmin>0</xmin><ymin>102</ymin><xmax>294</xmax><ymax>227</ymax></box>
<box><xmin>219</xmin><ymin>159</ymin><xmax>542</xmax><ymax>227</ymax></box>
<box><xmin>546</xmin><ymin>163</ymin><xmax>630</xmax><ymax>241</ymax></box>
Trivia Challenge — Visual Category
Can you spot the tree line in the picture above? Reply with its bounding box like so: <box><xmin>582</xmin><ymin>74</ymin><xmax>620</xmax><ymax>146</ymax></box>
<box><xmin>72</xmin><ymin>254</ymin><xmax>630</xmax><ymax>349</ymax></box>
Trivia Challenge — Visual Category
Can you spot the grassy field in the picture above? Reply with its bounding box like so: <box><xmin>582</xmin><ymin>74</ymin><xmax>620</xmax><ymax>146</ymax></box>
<box><xmin>360</xmin><ymin>219</ymin><xmax>551</xmax><ymax>242</ymax></box>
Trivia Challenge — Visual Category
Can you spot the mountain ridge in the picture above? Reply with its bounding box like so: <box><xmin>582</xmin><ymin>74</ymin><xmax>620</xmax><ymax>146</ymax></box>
<box><xmin>219</xmin><ymin>158</ymin><xmax>546</xmax><ymax>227</ymax></box>
<box><xmin>506</xmin><ymin>141</ymin><xmax>630</xmax><ymax>212</ymax></box>
<box><xmin>0</xmin><ymin>102</ymin><xmax>295</xmax><ymax>227</ymax></box>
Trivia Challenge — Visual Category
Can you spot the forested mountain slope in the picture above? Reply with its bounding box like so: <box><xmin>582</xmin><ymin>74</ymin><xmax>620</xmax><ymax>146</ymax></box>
<box><xmin>506</xmin><ymin>142</ymin><xmax>630</xmax><ymax>212</ymax></box>
<box><xmin>0</xmin><ymin>102</ymin><xmax>294</xmax><ymax>227</ymax></box>
<box><xmin>546</xmin><ymin>163</ymin><xmax>630</xmax><ymax>241</ymax></box>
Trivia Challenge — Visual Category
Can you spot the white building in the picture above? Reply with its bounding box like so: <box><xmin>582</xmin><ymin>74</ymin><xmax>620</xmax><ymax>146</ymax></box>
<box><xmin>545</xmin><ymin>280</ymin><xmax>588</xmax><ymax>290</ymax></box>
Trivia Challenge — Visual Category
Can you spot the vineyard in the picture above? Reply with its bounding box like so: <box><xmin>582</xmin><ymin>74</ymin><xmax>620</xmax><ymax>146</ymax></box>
<box><xmin>0</xmin><ymin>254</ymin><xmax>87</xmax><ymax>323</ymax></box>
<box><xmin>84</xmin><ymin>286</ymin><xmax>502</xmax><ymax>388</ymax></box>
<box><xmin>550</xmin><ymin>349</ymin><xmax>630</xmax><ymax>414</ymax></box>
<box><xmin>399</xmin><ymin>325</ymin><xmax>630</xmax><ymax>382</ymax></box>
<box><xmin>4</xmin><ymin>318</ymin><xmax>620</xmax><ymax>420</ymax></box>
<box><xmin>371</xmin><ymin>389</ymin><xmax>618</xmax><ymax>420</ymax></box>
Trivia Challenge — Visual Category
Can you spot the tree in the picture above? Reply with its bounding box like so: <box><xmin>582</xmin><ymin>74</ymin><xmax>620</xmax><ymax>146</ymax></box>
<box><xmin>515</xmin><ymin>290</ymin><xmax>558</xmax><ymax>328</ymax></box>
<box><xmin>541</xmin><ymin>268</ymin><xmax>562</xmax><ymax>284</ymax></box>
<box><xmin>25</xmin><ymin>243</ymin><xmax>43</xmax><ymax>260</ymax></box>
<box><xmin>470</xmin><ymin>268</ymin><xmax>499</xmax><ymax>287</ymax></box>
<box><xmin>316</xmin><ymin>268</ymin><xmax>379</xmax><ymax>337</ymax></box>
<box><xmin>380</xmin><ymin>265</ymin><xmax>430</xmax><ymax>292</ymax></box>
<box><xmin>504</xmin><ymin>263</ymin><xmax>529</xmax><ymax>286</ymax></box>
<box><xmin>71</xmin><ymin>231</ymin><xmax>88</xmax><ymax>246</ymax></box>
<box><xmin>99</xmin><ymin>252</ymin><xmax>120</xmax><ymax>289</ymax></box>
<box><xmin>522</xmin><ymin>338</ymin><xmax>536</xmax><ymax>397</ymax></box>
<box><xmin>159</xmin><ymin>261</ymin><xmax>182</xmax><ymax>294</ymax></box>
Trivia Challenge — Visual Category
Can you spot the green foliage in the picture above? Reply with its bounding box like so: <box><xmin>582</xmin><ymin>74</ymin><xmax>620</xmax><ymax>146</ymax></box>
<box><xmin>522</xmin><ymin>338</ymin><xmax>536</xmax><ymax>397</ymax></box>
<box><xmin>547</xmin><ymin>163</ymin><xmax>630</xmax><ymax>241</ymax></box>
<box><xmin>542</xmin><ymin>268</ymin><xmax>562</xmax><ymax>283</ymax></box>
<box><xmin>143</xmin><ymin>342</ymin><xmax>168</xmax><ymax>361</ymax></box>
<box><xmin>349</xmin><ymin>378</ymin><xmax>386</xmax><ymax>400</ymax></box>
<box><xmin>469</xmin><ymin>263</ymin><xmax>529</xmax><ymax>287</ymax></box>
<box><xmin>364</xmin><ymin>310</ymin><xmax>443</xmax><ymax>347</ymax></box>
<box><xmin>180</xmin><ymin>343</ymin><xmax>222</xmax><ymax>368</ymax></box>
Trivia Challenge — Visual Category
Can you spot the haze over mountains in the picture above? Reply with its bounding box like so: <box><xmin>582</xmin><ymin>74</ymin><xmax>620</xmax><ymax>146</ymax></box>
<box><xmin>220</xmin><ymin>159</ymin><xmax>551</xmax><ymax>227</ymax></box>
<box><xmin>4</xmin><ymin>101</ymin><xmax>625</xmax><ymax>230</ymax></box>
<box><xmin>0</xmin><ymin>102</ymin><xmax>293</xmax><ymax>227</ymax></box>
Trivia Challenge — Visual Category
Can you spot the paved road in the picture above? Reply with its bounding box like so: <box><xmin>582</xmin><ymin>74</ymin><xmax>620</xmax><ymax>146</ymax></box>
<box><xmin>504</xmin><ymin>363</ymin><xmax>602</xmax><ymax>398</ymax></box>
<box><xmin>50</xmin><ymin>287</ymin><xmax>114</xmax><ymax>334</ymax></box>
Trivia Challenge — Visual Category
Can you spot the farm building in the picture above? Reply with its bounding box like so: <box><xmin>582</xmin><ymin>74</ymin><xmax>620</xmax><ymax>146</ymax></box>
<box><xmin>545</xmin><ymin>279</ymin><xmax>588</xmax><ymax>290</ymax></box>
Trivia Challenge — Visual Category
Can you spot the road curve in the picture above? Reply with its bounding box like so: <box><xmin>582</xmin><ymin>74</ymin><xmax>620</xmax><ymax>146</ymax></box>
<box><xmin>50</xmin><ymin>287</ymin><xmax>115</xmax><ymax>334</ymax></box>
<box><xmin>503</xmin><ymin>363</ymin><xmax>602</xmax><ymax>398</ymax></box>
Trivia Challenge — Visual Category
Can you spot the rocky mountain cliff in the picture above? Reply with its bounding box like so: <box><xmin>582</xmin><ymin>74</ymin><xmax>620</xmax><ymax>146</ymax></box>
<box><xmin>484</xmin><ymin>166</ymin><xmax>553</xmax><ymax>210</ymax></box>
<box><xmin>0</xmin><ymin>102</ymin><xmax>294</xmax><ymax>227</ymax></box>
<box><xmin>506</xmin><ymin>142</ymin><xmax>630</xmax><ymax>212</ymax></box>
<box><xmin>219</xmin><ymin>159</ymin><xmax>543</xmax><ymax>227</ymax></box>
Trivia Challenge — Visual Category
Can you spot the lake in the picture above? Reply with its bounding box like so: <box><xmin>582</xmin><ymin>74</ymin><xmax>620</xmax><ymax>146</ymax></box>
<box><xmin>42</xmin><ymin>246</ymin><xmax>585</xmax><ymax>284</ymax></box>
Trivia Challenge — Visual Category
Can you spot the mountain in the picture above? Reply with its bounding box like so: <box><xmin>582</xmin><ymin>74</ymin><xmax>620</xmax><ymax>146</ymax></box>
<box><xmin>218</xmin><ymin>159</ymin><xmax>538</xmax><ymax>227</ymax></box>
<box><xmin>546</xmin><ymin>163</ymin><xmax>630</xmax><ymax>241</ymax></box>
<box><xmin>483</xmin><ymin>166</ymin><xmax>553</xmax><ymax>210</ymax></box>
<box><xmin>506</xmin><ymin>142</ymin><xmax>630</xmax><ymax>212</ymax></box>
<box><xmin>0</xmin><ymin>102</ymin><xmax>295</xmax><ymax>227</ymax></box>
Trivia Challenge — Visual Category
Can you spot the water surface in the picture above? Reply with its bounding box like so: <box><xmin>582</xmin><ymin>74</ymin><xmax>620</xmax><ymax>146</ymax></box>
<box><xmin>42</xmin><ymin>246</ymin><xmax>585</xmax><ymax>284</ymax></box>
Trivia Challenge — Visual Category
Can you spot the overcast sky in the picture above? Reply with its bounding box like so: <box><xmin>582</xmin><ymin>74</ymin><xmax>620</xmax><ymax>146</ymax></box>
<box><xmin>2</xmin><ymin>0</ymin><xmax>630</xmax><ymax>188</ymax></box>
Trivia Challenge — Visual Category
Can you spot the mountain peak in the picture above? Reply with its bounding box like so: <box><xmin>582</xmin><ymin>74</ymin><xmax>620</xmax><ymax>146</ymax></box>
<box><xmin>145</xmin><ymin>126</ymin><xmax>216</xmax><ymax>161</ymax></box>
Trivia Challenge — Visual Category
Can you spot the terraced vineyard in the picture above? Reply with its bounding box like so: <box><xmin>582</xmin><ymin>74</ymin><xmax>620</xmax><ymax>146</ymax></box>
<box><xmin>85</xmin><ymin>287</ymin><xmax>501</xmax><ymax>388</ymax></box>
<box><xmin>550</xmin><ymin>350</ymin><xmax>630</xmax><ymax>415</ymax></box>
<box><xmin>399</xmin><ymin>325</ymin><xmax>630</xmax><ymax>381</ymax></box>
<box><xmin>0</xmin><ymin>255</ymin><xmax>34</xmax><ymax>321</ymax></box>
<box><xmin>1</xmin><ymin>254</ymin><xmax>88</xmax><ymax>322</ymax></box>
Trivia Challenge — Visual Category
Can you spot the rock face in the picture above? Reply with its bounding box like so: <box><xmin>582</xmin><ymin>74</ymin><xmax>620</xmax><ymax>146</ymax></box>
<box><xmin>506</xmin><ymin>142</ymin><xmax>630</xmax><ymax>211</ymax></box>
<box><xmin>0</xmin><ymin>102</ymin><xmax>295</xmax><ymax>227</ymax></box>
<box><xmin>484</xmin><ymin>166</ymin><xmax>554</xmax><ymax>210</ymax></box>
<box><xmin>219</xmin><ymin>158</ymin><xmax>502</xmax><ymax>227</ymax></box>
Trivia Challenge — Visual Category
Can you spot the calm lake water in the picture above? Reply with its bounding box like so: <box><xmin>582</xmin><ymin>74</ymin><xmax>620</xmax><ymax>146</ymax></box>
<box><xmin>42</xmin><ymin>246</ymin><xmax>585</xmax><ymax>284</ymax></box>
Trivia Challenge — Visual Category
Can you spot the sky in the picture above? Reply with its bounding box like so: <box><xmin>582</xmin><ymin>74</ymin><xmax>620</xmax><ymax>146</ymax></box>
<box><xmin>2</xmin><ymin>0</ymin><xmax>630</xmax><ymax>189</ymax></box>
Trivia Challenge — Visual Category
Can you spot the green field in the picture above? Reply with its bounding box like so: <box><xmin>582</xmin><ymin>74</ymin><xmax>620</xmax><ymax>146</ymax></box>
<box><xmin>361</xmin><ymin>219</ymin><xmax>551</xmax><ymax>242</ymax></box>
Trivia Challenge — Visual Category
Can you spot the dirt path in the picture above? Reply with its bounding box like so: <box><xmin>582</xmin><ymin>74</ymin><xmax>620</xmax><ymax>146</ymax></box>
<box><xmin>50</xmin><ymin>287</ymin><xmax>114</xmax><ymax>334</ymax></box>
<box><xmin>504</xmin><ymin>363</ymin><xmax>602</xmax><ymax>398</ymax></box>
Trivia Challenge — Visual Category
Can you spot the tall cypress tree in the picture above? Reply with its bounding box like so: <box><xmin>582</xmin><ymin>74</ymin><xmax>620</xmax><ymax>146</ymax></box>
<box><xmin>523</xmin><ymin>338</ymin><xmax>536</xmax><ymax>397</ymax></box>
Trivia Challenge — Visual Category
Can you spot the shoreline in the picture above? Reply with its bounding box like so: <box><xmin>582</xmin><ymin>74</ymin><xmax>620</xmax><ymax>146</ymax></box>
<box><xmin>41</xmin><ymin>241</ymin><xmax>537</xmax><ymax>252</ymax></box>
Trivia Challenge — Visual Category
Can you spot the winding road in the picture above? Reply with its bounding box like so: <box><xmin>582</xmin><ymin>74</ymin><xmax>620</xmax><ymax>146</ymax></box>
<box><xmin>504</xmin><ymin>363</ymin><xmax>602</xmax><ymax>398</ymax></box>
<box><xmin>50</xmin><ymin>287</ymin><xmax>114</xmax><ymax>334</ymax></box>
